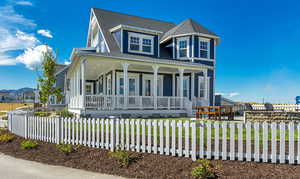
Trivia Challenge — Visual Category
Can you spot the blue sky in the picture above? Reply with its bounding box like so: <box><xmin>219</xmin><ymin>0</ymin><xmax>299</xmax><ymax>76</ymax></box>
<box><xmin>0</xmin><ymin>0</ymin><xmax>299</xmax><ymax>103</ymax></box>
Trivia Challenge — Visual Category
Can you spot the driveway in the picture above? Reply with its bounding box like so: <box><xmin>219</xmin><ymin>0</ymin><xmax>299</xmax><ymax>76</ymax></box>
<box><xmin>0</xmin><ymin>153</ymin><xmax>125</xmax><ymax>179</ymax></box>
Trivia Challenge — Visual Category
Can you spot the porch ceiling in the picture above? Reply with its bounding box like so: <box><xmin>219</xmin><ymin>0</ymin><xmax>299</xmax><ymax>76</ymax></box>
<box><xmin>85</xmin><ymin>57</ymin><xmax>207</xmax><ymax>80</ymax></box>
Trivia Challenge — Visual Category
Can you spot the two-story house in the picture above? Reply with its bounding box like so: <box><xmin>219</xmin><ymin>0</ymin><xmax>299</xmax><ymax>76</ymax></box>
<box><xmin>66</xmin><ymin>8</ymin><xmax>220</xmax><ymax>118</ymax></box>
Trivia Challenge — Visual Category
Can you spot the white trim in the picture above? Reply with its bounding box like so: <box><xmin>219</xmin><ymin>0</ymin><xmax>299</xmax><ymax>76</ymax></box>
<box><xmin>116</xmin><ymin>72</ymin><xmax>140</xmax><ymax>96</ymax></box>
<box><xmin>161</xmin><ymin>32</ymin><xmax>220</xmax><ymax>44</ymax></box>
<box><xmin>177</xmin><ymin>76</ymin><xmax>190</xmax><ymax>99</ymax></box>
<box><xmin>109</xmin><ymin>24</ymin><xmax>163</xmax><ymax>35</ymax></box>
<box><xmin>198</xmin><ymin>37</ymin><xmax>210</xmax><ymax>59</ymax></box>
<box><xmin>128</xmin><ymin>32</ymin><xmax>154</xmax><ymax>55</ymax></box>
<box><xmin>120</xmin><ymin>29</ymin><xmax>123</xmax><ymax>53</ymax></box>
<box><xmin>91</xmin><ymin>9</ymin><xmax>110</xmax><ymax>52</ymax></box>
<box><xmin>176</xmin><ymin>36</ymin><xmax>190</xmax><ymax>59</ymax></box>
<box><xmin>142</xmin><ymin>74</ymin><xmax>163</xmax><ymax>96</ymax></box>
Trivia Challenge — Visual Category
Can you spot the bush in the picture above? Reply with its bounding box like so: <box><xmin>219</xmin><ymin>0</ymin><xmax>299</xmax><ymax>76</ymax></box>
<box><xmin>0</xmin><ymin>134</ymin><xmax>14</xmax><ymax>143</ymax></box>
<box><xmin>20</xmin><ymin>140</ymin><xmax>38</xmax><ymax>149</ymax></box>
<box><xmin>34</xmin><ymin>112</ymin><xmax>51</xmax><ymax>117</ymax></box>
<box><xmin>56</xmin><ymin>144</ymin><xmax>74</xmax><ymax>154</ymax></box>
<box><xmin>1</xmin><ymin>116</ymin><xmax>8</xmax><ymax>120</ymax></box>
<box><xmin>191</xmin><ymin>159</ymin><xmax>219</xmax><ymax>179</ymax></box>
<box><xmin>56</xmin><ymin>109</ymin><xmax>73</xmax><ymax>118</ymax></box>
<box><xmin>109</xmin><ymin>150</ymin><xmax>141</xmax><ymax>168</ymax></box>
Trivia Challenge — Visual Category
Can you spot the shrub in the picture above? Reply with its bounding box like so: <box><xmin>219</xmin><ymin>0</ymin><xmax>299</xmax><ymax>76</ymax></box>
<box><xmin>20</xmin><ymin>140</ymin><xmax>38</xmax><ymax>149</ymax></box>
<box><xmin>34</xmin><ymin>112</ymin><xmax>51</xmax><ymax>117</ymax></box>
<box><xmin>56</xmin><ymin>109</ymin><xmax>73</xmax><ymax>118</ymax></box>
<box><xmin>191</xmin><ymin>159</ymin><xmax>219</xmax><ymax>179</ymax></box>
<box><xmin>0</xmin><ymin>134</ymin><xmax>14</xmax><ymax>143</ymax></box>
<box><xmin>109</xmin><ymin>150</ymin><xmax>141</xmax><ymax>168</ymax></box>
<box><xmin>1</xmin><ymin>116</ymin><xmax>8</xmax><ymax>120</ymax></box>
<box><xmin>56</xmin><ymin>144</ymin><xmax>74</xmax><ymax>154</ymax></box>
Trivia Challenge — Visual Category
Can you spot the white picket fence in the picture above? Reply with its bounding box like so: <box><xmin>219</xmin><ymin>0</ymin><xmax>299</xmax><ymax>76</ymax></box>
<box><xmin>7</xmin><ymin>113</ymin><xmax>300</xmax><ymax>164</ymax></box>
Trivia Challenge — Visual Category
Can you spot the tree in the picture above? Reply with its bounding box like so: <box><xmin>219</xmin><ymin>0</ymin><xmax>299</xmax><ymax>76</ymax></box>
<box><xmin>38</xmin><ymin>47</ymin><xmax>63</xmax><ymax>106</ymax></box>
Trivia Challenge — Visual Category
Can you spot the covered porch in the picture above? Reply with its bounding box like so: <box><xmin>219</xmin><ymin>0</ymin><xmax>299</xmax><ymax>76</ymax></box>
<box><xmin>67</xmin><ymin>56</ymin><xmax>212</xmax><ymax>117</ymax></box>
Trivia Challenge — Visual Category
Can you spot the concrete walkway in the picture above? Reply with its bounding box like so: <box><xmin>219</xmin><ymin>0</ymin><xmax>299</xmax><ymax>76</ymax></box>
<box><xmin>0</xmin><ymin>153</ymin><xmax>125</xmax><ymax>179</ymax></box>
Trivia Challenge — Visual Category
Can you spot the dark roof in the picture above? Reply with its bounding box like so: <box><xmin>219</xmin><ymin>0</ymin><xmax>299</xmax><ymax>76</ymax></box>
<box><xmin>161</xmin><ymin>19</ymin><xmax>217</xmax><ymax>42</ymax></box>
<box><xmin>92</xmin><ymin>8</ymin><xmax>176</xmax><ymax>53</ymax></box>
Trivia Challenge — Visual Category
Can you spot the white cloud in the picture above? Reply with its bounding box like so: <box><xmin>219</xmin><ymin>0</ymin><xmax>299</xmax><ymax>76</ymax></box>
<box><xmin>216</xmin><ymin>92</ymin><xmax>240</xmax><ymax>98</ymax></box>
<box><xmin>64</xmin><ymin>61</ymin><xmax>71</xmax><ymax>65</ymax></box>
<box><xmin>0</xmin><ymin>54</ymin><xmax>17</xmax><ymax>65</ymax></box>
<box><xmin>16</xmin><ymin>45</ymin><xmax>52</xmax><ymax>70</ymax></box>
<box><xmin>229</xmin><ymin>92</ymin><xmax>240</xmax><ymax>98</ymax></box>
<box><xmin>37</xmin><ymin>29</ymin><xmax>53</xmax><ymax>38</ymax></box>
<box><xmin>15</xmin><ymin>1</ymin><xmax>33</xmax><ymax>6</ymax></box>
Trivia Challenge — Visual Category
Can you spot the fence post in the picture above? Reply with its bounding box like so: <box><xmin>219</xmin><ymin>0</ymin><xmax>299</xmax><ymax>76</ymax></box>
<box><xmin>56</xmin><ymin>118</ymin><xmax>60</xmax><ymax>144</ymax></box>
<box><xmin>24</xmin><ymin>114</ymin><xmax>28</xmax><ymax>139</ymax></box>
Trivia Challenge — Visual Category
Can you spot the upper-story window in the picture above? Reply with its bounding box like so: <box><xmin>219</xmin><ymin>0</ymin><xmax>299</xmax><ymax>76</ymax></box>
<box><xmin>177</xmin><ymin>37</ymin><xmax>189</xmax><ymax>59</ymax></box>
<box><xmin>199</xmin><ymin>37</ymin><xmax>210</xmax><ymax>59</ymax></box>
<box><xmin>128</xmin><ymin>32</ymin><xmax>154</xmax><ymax>55</ymax></box>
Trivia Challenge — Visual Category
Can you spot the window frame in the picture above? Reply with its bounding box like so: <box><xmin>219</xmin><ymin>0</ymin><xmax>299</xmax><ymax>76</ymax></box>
<box><xmin>128</xmin><ymin>32</ymin><xmax>154</xmax><ymax>55</ymax></box>
<box><xmin>199</xmin><ymin>37</ymin><xmax>210</xmax><ymax>59</ymax></box>
<box><xmin>177</xmin><ymin>36</ymin><xmax>190</xmax><ymax>59</ymax></box>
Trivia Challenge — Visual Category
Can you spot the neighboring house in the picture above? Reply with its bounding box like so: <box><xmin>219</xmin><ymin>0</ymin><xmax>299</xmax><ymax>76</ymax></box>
<box><xmin>215</xmin><ymin>95</ymin><xmax>237</xmax><ymax>106</ymax></box>
<box><xmin>66</xmin><ymin>8</ymin><xmax>220</xmax><ymax>117</ymax></box>
<box><xmin>0</xmin><ymin>92</ymin><xmax>10</xmax><ymax>102</ymax></box>
<box><xmin>49</xmin><ymin>64</ymin><xmax>69</xmax><ymax>106</ymax></box>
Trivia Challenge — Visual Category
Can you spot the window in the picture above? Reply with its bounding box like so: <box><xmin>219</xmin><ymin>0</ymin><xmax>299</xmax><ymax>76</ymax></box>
<box><xmin>199</xmin><ymin>77</ymin><xmax>206</xmax><ymax>98</ymax></box>
<box><xmin>199</xmin><ymin>38</ymin><xmax>210</xmax><ymax>59</ymax></box>
<box><xmin>142</xmin><ymin>39</ymin><xmax>152</xmax><ymax>53</ymax></box>
<box><xmin>128</xmin><ymin>32</ymin><xmax>154</xmax><ymax>55</ymax></box>
<box><xmin>129</xmin><ymin>36</ymin><xmax>140</xmax><ymax>51</ymax></box>
<box><xmin>177</xmin><ymin>37</ymin><xmax>189</xmax><ymax>58</ymax></box>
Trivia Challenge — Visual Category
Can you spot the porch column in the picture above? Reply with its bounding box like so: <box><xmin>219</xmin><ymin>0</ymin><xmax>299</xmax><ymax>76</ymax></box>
<box><xmin>172</xmin><ymin>73</ymin><xmax>176</xmax><ymax>96</ymax></box>
<box><xmin>178</xmin><ymin>68</ymin><xmax>185</xmax><ymax>109</ymax></box>
<box><xmin>191</xmin><ymin>72</ymin><xmax>195</xmax><ymax>100</ymax></box>
<box><xmin>122</xmin><ymin>63</ymin><xmax>129</xmax><ymax>109</ymax></box>
<box><xmin>81</xmin><ymin>59</ymin><xmax>86</xmax><ymax>109</ymax></box>
<box><xmin>152</xmin><ymin>65</ymin><xmax>159</xmax><ymax>109</ymax></box>
<box><xmin>203</xmin><ymin>70</ymin><xmax>209</xmax><ymax>105</ymax></box>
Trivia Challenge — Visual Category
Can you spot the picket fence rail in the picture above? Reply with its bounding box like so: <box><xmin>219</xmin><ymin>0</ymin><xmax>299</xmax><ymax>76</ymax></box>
<box><xmin>7</xmin><ymin>113</ymin><xmax>300</xmax><ymax>164</ymax></box>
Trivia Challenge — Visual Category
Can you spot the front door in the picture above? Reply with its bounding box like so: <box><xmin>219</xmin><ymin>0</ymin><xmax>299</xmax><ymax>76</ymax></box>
<box><xmin>177</xmin><ymin>76</ymin><xmax>190</xmax><ymax>98</ymax></box>
<box><xmin>117</xmin><ymin>74</ymin><xmax>139</xmax><ymax>107</ymax></box>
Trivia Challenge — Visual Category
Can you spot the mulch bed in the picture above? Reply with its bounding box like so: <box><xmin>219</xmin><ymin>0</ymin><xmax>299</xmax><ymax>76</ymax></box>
<box><xmin>1</xmin><ymin>130</ymin><xmax>300</xmax><ymax>179</ymax></box>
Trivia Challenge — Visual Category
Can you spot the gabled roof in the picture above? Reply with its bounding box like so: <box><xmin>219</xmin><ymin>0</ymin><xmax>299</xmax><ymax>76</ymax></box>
<box><xmin>92</xmin><ymin>8</ymin><xmax>176</xmax><ymax>53</ymax></box>
<box><xmin>161</xmin><ymin>18</ymin><xmax>217</xmax><ymax>42</ymax></box>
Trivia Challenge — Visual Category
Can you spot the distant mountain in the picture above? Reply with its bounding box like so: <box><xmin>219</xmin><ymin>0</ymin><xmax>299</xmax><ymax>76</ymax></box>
<box><xmin>0</xmin><ymin>88</ymin><xmax>36</xmax><ymax>94</ymax></box>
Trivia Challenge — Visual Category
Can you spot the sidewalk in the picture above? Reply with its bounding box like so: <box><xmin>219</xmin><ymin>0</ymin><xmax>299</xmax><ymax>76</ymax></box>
<box><xmin>0</xmin><ymin>153</ymin><xmax>125</xmax><ymax>179</ymax></box>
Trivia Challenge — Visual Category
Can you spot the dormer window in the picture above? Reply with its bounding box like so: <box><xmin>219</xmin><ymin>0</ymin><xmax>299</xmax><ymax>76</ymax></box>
<box><xmin>177</xmin><ymin>37</ymin><xmax>189</xmax><ymax>59</ymax></box>
<box><xmin>199</xmin><ymin>37</ymin><xmax>210</xmax><ymax>59</ymax></box>
<box><xmin>128</xmin><ymin>32</ymin><xmax>154</xmax><ymax>55</ymax></box>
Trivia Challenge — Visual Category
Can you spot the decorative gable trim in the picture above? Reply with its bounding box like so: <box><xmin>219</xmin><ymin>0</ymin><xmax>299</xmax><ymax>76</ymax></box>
<box><xmin>86</xmin><ymin>9</ymin><xmax>110</xmax><ymax>52</ymax></box>
<box><xmin>109</xmin><ymin>24</ymin><xmax>163</xmax><ymax>35</ymax></box>
<box><xmin>160</xmin><ymin>32</ymin><xmax>220</xmax><ymax>45</ymax></box>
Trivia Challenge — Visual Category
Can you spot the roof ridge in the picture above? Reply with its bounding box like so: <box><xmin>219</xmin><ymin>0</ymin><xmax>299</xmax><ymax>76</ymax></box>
<box><xmin>92</xmin><ymin>8</ymin><xmax>176</xmax><ymax>26</ymax></box>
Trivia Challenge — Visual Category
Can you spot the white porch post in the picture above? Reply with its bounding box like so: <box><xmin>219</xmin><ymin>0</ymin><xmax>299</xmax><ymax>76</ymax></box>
<box><xmin>191</xmin><ymin>72</ymin><xmax>195</xmax><ymax>100</ymax></box>
<box><xmin>112</xmin><ymin>70</ymin><xmax>116</xmax><ymax>109</ymax></box>
<box><xmin>122</xmin><ymin>63</ymin><xmax>129</xmax><ymax>109</ymax></box>
<box><xmin>152</xmin><ymin>65</ymin><xmax>159</xmax><ymax>109</ymax></box>
<box><xmin>81</xmin><ymin>59</ymin><xmax>86</xmax><ymax>109</ymax></box>
<box><xmin>172</xmin><ymin>73</ymin><xmax>176</xmax><ymax>96</ymax></box>
<box><xmin>203</xmin><ymin>70</ymin><xmax>209</xmax><ymax>106</ymax></box>
<box><xmin>178</xmin><ymin>68</ymin><xmax>185</xmax><ymax>109</ymax></box>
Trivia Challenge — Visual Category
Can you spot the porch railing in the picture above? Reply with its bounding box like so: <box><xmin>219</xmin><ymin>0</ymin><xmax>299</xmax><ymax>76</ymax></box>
<box><xmin>84</xmin><ymin>95</ymin><xmax>187</xmax><ymax>110</ymax></box>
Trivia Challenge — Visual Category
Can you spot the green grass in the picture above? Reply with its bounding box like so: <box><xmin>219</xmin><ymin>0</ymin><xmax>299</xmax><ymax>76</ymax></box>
<box><xmin>59</xmin><ymin>118</ymin><xmax>298</xmax><ymax>142</ymax></box>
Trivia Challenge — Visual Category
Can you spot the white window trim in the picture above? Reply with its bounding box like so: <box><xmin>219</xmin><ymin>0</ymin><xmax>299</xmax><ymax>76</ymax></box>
<box><xmin>198</xmin><ymin>76</ymin><xmax>210</xmax><ymax>99</ymax></box>
<box><xmin>177</xmin><ymin>76</ymin><xmax>190</xmax><ymax>98</ymax></box>
<box><xmin>128</xmin><ymin>32</ymin><xmax>154</xmax><ymax>55</ymax></box>
<box><xmin>199</xmin><ymin>37</ymin><xmax>210</xmax><ymax>59</ymax></box>
<box><xmin>86</xmin><ymin>82</ymin><xmax>94</xmax><ymax>95</ymax></box>
<box><xmin>116</xmin><ymin>73</ymin><xmax>140</xmax><ymax>96</ymax></box>
<box><xmin>142</xmin><ymin>74</ymin><xmax>163</xmax><ymax>96</ymax></box>
<box><xmin>177</xmin><ymin>36</ymin><xmax>190</xmax><ymax>59</ymax></box>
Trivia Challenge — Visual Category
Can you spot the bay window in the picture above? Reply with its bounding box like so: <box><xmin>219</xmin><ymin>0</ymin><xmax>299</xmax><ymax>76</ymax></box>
<box><xmin>177</xmin><ymin>37</ymin><xmax>189</xmax><ymax>58</ymax></box>
<box><xmin>199</xmin><ymin>37</ymin><xmax>210</xmax><ymax>59</ymax></box>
